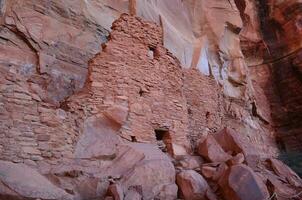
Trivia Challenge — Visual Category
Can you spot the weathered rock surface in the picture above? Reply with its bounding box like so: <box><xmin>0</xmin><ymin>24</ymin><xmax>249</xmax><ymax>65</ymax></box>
<box><xmin>268</xmin><ymin>158</ymin><xmax>302</xmax><ymax>188</ymax></box>
<box><xmin>155</xmin><ymin>184</ymin><xmax>178</xmax><ymax>200</ymax></box>
<box><xmin>107</xmin><ymin>184</ymin><xmax>124</xmax><ymax>200</ymax></box>
<box><xmin>227</xmin><ymin>153</ymin><xmax>245</xmax><ymax>166</ymax></box>
<box><xmin>247</xmin><ymin>0</ymin><xmax>302</xmax><ymax>153</ymax></box>
<box><xmin>198</xmin><ymin>131</ymin><xmax>302</xmax><ymax>200</ymax></box>
<box><xmin>218</xmin><ymin>164</ymin><xmax>270</xmax><ymax>200</ymax></box>
<box><xmin>178</xmin><ymin>155</ymin><xmax>204</xmax><ymax>170</ymax></box>
<box><xmin>198</xmin><ymin>135</ymin><xmax>232</xmax><ymax>163</ymax></box>
<box><xmin>214</xmin><ymin>127</ymin><xmax>260</xmax><ymax>168</ymax></box>
<box><xmin>0</xmin><ymin>0</ymin><xmax>301</xmax><ymax>200</ymax></box>
<box><xmin>124</xmin><ymin>186</ymin><xmax>142</xmax><ymax>200</ymax></box>
<box><xmin>0</xmin><ymin>0</ymin><xmax>111</xmax><ymax>105</ymax></box>
<box><xmin>74</xmin><ymin>114</ymin><xmax>121</xmax><ymax>160</ymax></box>
<box><xmin>0</xmin><ymin>160</ymin><xmax>72</xmax><ymax>200</ymax></box>
<box><xmin>120</xmin><ymin>143</ymin><xmax>177</xmax><ymax>199</ymax></box>
<box><xmin>176</xmin><ymin>170</ymin><xmax>209</xmax><ymax>200</ymax></box>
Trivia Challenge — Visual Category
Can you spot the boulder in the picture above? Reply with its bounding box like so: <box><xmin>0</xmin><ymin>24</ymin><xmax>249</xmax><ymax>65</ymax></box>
<box><xmin>178</xmin><ymin>155</ymin><xmax>204</xmax><ymax>170</ymax></box>
<box><xmin>53</xmin><ymin>143</ymin><xmax>176</xmax><ymax>200</ymax></box>
<box><xmin>214</xmin><ymin>128</ymin><xmax>259</xmax><ymax>168</ymax></box>
<box><xmin>176</xmin><ymin>170</ymin><xmax>209</xmax><ymax>200</ymax></box>
<box><xmin>197</xmin><ymin>135</ymin><xmax>232</xmax><ymax>163</ymax></box>
<box><xmin>227</xmin><ymin>153</ymin><xmax>245</xmax><ymax>166</ymax></box>
<box><xmin>206</xmin><ymin>189</ymin><xmax>218</xmax><ymax>200</ymax></box>
<box><xmin>74</xmin><ymin>114</ymin><xmax>121</xmax><ymax>159</ymax></box>
<box><xmin>171</xmin><ymin>143</ymin><xmax>189</xmax><ymax>157</ymax></box>
<box><xmin>120</xmin><ymin>143</ymin><xmax>177</xmax><ymax>199</ymax></box>
<box><xmin>264</xmin><ymin>173</ymin><xmax>298</xmax><ymax>199</ymax></box>
<box><xmin>124</xmin><ymin>186</ymin><xmax>142</xmax><ymax>200</ymax></box>
<box><xmin>268</xmin><ymin>158</ymin><xmax>302</xmax><ymax>187</ymax></box>
<box><xmin>0</xmin><ymin>181</ymin><xmax>21</xmax><ymax>199</ymax></box>
<box><xmin>74</xmin><ymin>104</ymin><xmax>128</xmax><ymax>160</ymax></box>
<box><xmin>218</xmin><ymin>164</ymin><xmax>269</xmax><ymax>200</ymax></box>
<box><xmin>102</xmin><ymin>144</ymin><xmax>145</xmax><ymax>177</ymax></box>
<box><xmin>103</xmin><ymin>105</ymin><xmax>128</xmax><ymax>126</ymax></box>
<box><xmin>212</xmin><ymin>163</ymin><xmax>229</xmax><ymax>181</ymax></box>
<box><xmin>0</xmin><ymin>161</ymin><xmax>72</xmax><ymax>200</ymax></box>
<box><xmin>108</xmin><ymin>184</ymin><xmax>124</xmax><ymax>200</ymax></box>
<box><xmin>76</xmin><ymin>177</ymin><xmax>109</xmax><ymax>200</ymax></box>
<box><xmin>156</xmin><ymin>184</ymin><xmax>178</xmax><ymax>200</ymax></box>
<box><xmin>200</xmin><ymin>162</ymin><xmax>225</xmax><ymax>181</ymax></box>
<box><xmin>201</xmin><ymin>166</ymin><xmax>217</xmax><ymax>179</ymax></box>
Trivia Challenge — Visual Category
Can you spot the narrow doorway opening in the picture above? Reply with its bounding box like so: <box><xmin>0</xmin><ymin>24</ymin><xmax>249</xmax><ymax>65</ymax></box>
<box><xmin>131</xmin><ymin>136</ymin><xmax>137</xmax><ymax>142</ymax></box>
<box><xmin>139</xmin><ymin>88</ymin><xmax>144</xmax><ymax>96</ymax></box>
<box><xmin>154</xmin><ymin>129</ymin><xmax>172</xmax><ymax>155</ymax></box>
<box><xmin>155</xmin><ymin>129</ymin><xmax>168</xmax><ymax>141</ymax></box>
<box><xmin>148</xmin><ymin>46</ymin><xmax>155</xmax><ymax>59</ymax></box>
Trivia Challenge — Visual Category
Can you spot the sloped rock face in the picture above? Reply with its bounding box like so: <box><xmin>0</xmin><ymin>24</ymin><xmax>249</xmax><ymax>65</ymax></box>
<box><xmin>219</xmin><ymin>164</ymin><xmax>270</xmax><ymax>200</ymax></box>
<box><xmin>0</xmin><ymin>0</ymin><xmax>111</xmax><ymax>105</ymax></box>
<box><xmin>196</xmin><ymin>130</ymin><xmax>302</xmax><ymax>200</ymax></box>
<box><xmin>197</xmin><ymin>135</ymin><xmax>232</xmax><ymax>163</ymax></box>
<box><xmin>0</xmin><ymin>13</ymin><xmax>185</xmax><ymax>200</ymax></box>
<box><xmin>176</xmin><ymin>170</ymin><xmax>210</xmax><ymax>200</ymax></box>
<box><xmin>0</xmin><ymin>161</ymin><xmax>72</xmax><ymax>200</ymax></box>
<box><xmin>0</xmin><ymin>0</ymin><xmax>279</xmax><ymax>156</ymax></box>
<box><xmin>257</xmin><ymin>0</ymin><xmax>302</xmax><ymax>152</ymax></box>
<box><xmin>242</xmin><ymin>0</ymin><xmax>302</xmax><ymax>152</ymax></box>
<box><xmin>0</xmin><ymin>0</ymin><xmax>301</xmax><ymax>200</ymax></box>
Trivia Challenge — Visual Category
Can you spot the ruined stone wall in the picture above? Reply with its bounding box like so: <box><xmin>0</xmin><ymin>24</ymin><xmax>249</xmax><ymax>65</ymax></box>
<box><xmin>0</xmin><ymin>13</ymin><xmax>279</xmax><ymax>169</ymax></box>
<box><xmin>0</xmin><ymin>1</ymin><xmax>302</xmax><ymax>199</ymax></box>
<box><xmin>183</xmin><ymin>68</ymin><xmax>224</xmax><ymax>146</ymax></box>
<box><xmin>183</xmin><ymin>67</ymin><xmax>277</xmax><ymax>156</ymax></box>
<box><xmin>71</xmin><ymin>14</ymin><xmax>191</xmax><ymax>151</ymax></box>
<box><xmin>0</xmin><ymin>64</ymin><xmax>79</xmax><ymax>167</ymax></box>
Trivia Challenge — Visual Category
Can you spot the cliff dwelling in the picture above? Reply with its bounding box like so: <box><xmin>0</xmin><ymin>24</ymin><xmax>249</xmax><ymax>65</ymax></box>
<box><xmin>0</xmin><ymin>1</ymin><xmax>301</xmax><ymax>200</ymax></box>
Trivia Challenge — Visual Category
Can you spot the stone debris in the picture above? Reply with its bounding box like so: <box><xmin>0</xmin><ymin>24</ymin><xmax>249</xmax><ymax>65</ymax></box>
<box><xmin>0</xmin><ymin>1</ymin><xmax>301</xmax><ymax>200</ymax></box>
<box><xmin>198</xmin><ymin>135</ymin><xmax>232</xmax><ymax>163</ymax></box>
<box><xmin>107</xmin><ymin>184</ymin><xmax>124</xmax><ymax>200</ymax></box>
<box><xmin>176</xmin><ymin>170</ymin><xmax>210</xmax><ymax>200</ymax></box>
<box><xmin>218</xmin><ymin>164</ymin><xmax>270</xmax><ymax>200</ymax></box>
<box><xmin>0</xmin><ymin>161</ymin><xmax>72</xmax><ymax>200</ymax></box>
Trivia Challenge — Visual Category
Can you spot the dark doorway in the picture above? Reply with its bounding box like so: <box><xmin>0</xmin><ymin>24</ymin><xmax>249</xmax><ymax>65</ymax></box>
<box><xmin>131</xmin><ymin>136</ymin><xmax>137</xmax><ymax>142</ymax></box>
<box><xmin>155</xmin><ymin>129</ymin><xmax>169</xmax><ymax>141</ymax></box>
<box><xmin>154</xmin><ymin>129</ymin><xmax>172</xmax><ymax>155</ymax></box>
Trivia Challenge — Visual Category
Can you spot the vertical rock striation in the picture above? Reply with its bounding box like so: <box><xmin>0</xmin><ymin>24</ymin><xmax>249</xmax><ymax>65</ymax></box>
<box><xmin>0</xmin><ymin>0</ymin><xmax>301</xmax><ymax>200</ymax></box>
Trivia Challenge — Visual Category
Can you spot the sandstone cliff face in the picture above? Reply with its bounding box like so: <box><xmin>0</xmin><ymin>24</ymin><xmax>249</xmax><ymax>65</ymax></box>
<box><xmin>0</xmin><ymin>0</ymin><xmax>301</xmax><ymax>200</ymax></box>
<box><xmin>0</xmin><ymin>0</ymin><xmax>111</xmax><ymax>105</ymax></box>
<box><xmin>241</xmin><ymin>0</ymin><xmax>302</xmax><ymax>152</ymax></box>
<box><xmin>257</xmin><ymin>0</ymin><xmax>302</xmax><ymax>152</ymax></box>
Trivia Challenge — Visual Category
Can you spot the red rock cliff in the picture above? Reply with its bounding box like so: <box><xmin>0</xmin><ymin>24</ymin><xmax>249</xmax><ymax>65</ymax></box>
<box><xmin>0</xmin><ymin>1</ymin><xmax>301</xmax><ymax>200</ymax></box>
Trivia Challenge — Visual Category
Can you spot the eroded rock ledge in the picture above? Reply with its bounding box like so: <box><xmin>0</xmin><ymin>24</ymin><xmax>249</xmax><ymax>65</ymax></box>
<box><xmin>0</xmin><ymin>13</ymin><xmax>300</xmax><ymax>200</ymax></box>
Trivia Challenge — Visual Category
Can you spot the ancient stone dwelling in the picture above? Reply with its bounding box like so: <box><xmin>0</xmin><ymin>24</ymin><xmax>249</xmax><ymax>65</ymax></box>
<box><xmin>0</xmin><ymin>13</ymin><xmax>227</xmax><ymax>165</ymax></box>
<box><xmin>0</xmin><ymin>1</ymin><xmax>301</xmax><ymax>200</ymax></box>
<box><xmin>85</xmin><ymin>15</ymin><xmax>191</xmax><ymax>150</ymax></box>
<box><xmin>57</xmin><ymin>14</ymin><xmax>222</xmax><ymax>160</ymax></box>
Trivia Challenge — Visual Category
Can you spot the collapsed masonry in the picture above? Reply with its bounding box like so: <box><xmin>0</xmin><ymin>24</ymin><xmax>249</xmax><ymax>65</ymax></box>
<box><xmin>66</xmin><ymin>14</ymin><xmax>277</xmax><ymax>157</ymax></box>
<box><xmin>0</xmin><ymin>13</ymin><xmax>278</xmax><ymax>164</ymax></box>
<box><xmin>0</xmin><ymin>14</ymin><xmax>294</xmax><ymax>200</ymax></box>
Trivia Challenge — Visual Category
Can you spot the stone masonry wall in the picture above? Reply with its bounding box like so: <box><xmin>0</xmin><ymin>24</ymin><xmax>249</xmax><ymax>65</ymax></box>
<box><xmin>0</xmin><ymin>64</ymin><xmax>79</xmax><ymax>167</ymax></box>
<box><xmin>183</xmin><ymin>68</ymin><xmax>224</xmax><ymax>147</ymax></box>
<box><xmin>69</xmin><ymin>14</ymin><xmax>191</xmax><ymax>152</ymax></box>
<box><xmin>0</xmin><ymin>14</ymin><xmax>279</xmax><ymax>169</ymax></box>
